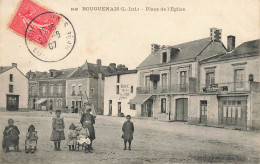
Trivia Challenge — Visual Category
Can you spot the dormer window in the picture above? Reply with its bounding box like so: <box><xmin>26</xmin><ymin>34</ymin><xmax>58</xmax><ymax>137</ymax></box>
<box><xmin>162</xmin><ymin>52</ymin><xmax>167</xmax><ymax>63</ymax></box>
<box><xmin>50</xmin><ymin>72</ymin><xmax>54</xmax><ymax>77</ymax></box>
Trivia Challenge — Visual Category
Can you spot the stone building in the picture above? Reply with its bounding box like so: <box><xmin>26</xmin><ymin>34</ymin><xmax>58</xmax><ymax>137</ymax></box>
<box><xmin>29</xmin><ymin>68</ymin><xmax>77</xmax><ymax>111</ymax></box>
<box><xmin>0</xmin><ymin>63</ymin><xmax>28</xmax><ymax>111</ymax></box>
<box><xmin>66</xmin><ymin>59</ymin><xmax>115</xmax><ymax>114</ymax></box>
<box><xmin>189</xmin><ymin>39</ymin><xmax>260</xmax><ymax>130</ymax></box>
<box><xmin>104</xmin><ymin>67</ymin><xmax>138</xmax><ymax>117</ymax></box>
<box><xmin>131</xmin><ymin>28</ymin><xmax>227</xmax><ymax>120</ymax></box>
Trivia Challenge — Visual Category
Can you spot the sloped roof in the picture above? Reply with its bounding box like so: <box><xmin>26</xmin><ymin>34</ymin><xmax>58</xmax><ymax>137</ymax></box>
<box><xmin>38</xmin><ymin>68</ymin><xmax>77</xmax><ymax>80</ymax></box>
<box><xmin>106</xmin><ymin>69</ymin><xmax>138</xmax><ymax>77</ymax></box>
<box><xmin>69</xmin><ymin>62</ymin><xmax>113</xmax><ymax>79</ymax></box>
<box><xmin>200</xmin><ymin>39</ymin><xmax>260</xmax><ymax>63</ymax></box>
<box><xmin>137</xmin><ymin>37</ymin><xmax>227</xmax><ymax>69</ymax></box>
<box><xmin>0</xmin><ymin>66</ymin><xmax>13</xmax><ymax>74</ymax></box>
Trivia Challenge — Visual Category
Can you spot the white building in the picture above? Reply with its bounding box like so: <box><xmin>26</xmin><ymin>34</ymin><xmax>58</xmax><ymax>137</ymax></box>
<box><xmin>0</xmin><ymin>63</ymin><xmax>28</xmax><ymax>111</ymax></box>
<box><xmin>104</xmin><ymin>69</ymin><xmax>138</xmax><ymax>117</ymax></box>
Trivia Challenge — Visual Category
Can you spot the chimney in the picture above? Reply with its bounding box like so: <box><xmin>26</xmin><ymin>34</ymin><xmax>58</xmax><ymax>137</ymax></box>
<box><xmin>151</xmin><ymin>44</ymin><xmax>160</xmax><ymax>53</ymax></box>
<box><xmin>227</xmin><ymin>35</ymin><xmax>235</xmax><ymax>52</ymax></box>
<box><xmin>210</xmin><ymin>28</ymin><xmax>222</xmax><ymax>42</ymax></box>
<box><xmin>97</xmin><ymin>59</ymin><xmax>101</xmax><ymax>66</ymax></box>
<box><xmin>109</xmin><ymin>63</ymin><xmax>116</xmax><ymax>71</ymax></box>
<box><xmin>12</xmin><ymin>63</ymin><xmax>17</xmax><ymax>67</ymax></box>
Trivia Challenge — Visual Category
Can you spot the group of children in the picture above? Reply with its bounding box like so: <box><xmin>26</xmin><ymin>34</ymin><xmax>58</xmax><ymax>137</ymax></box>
<box><xmin>2</xmin><ymin>110</ymin><xmax>135</xmax><ymax>153</ymax></box>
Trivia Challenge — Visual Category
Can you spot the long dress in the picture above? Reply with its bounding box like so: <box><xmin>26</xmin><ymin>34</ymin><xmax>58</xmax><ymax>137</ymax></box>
<box><xmin>80</xmin><ymin>113</ymin><xmax>96</xmax><ymax>140</ymax></box>
<box><xmin>50</xmin><ymin>118</ymin><xmax>65</xmax><ymax>141</ymax></box>
<box><xmin>122</xmin><ymin>121</ymin><xmax>134</xmax><ymax>141</ymax></box>
<box><xmin>2</xmin><ymin>125</ymin><xmax>20</xmax><ymax>149</ymax></box>
<box><xmin>67</xmin><ymin>130</ymin><xmax>78</xmax><ymax>146</ymax></box>
<box><xmin>25</xmin><ymin>131</ymin><xmax>38</xmax><ymax>148</ymax></box>
<box><xmin>77</xmin><ymin>128</ymin><xmax>91</xmax><ymax>145</ymax></box>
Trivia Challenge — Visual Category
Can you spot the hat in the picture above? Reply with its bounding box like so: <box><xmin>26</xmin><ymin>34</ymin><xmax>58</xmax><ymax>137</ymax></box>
<box><xmin>69</xmin><ymin>123</ymin><xmax>76</xmax><ymax>130</ymax></box>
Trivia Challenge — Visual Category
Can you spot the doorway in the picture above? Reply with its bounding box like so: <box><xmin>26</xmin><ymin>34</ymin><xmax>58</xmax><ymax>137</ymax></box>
<box><xmin>200</xmin><ymin>100</ymin><xmax>207</xmax><ymax>124</ymax></box>
<box><xmin>6</xmin><ymin>95</ymin><xmax>19</xmax><ymax>111</ymax></box>
<box><xmin>109</xmin><ymin>100</ymin><xmax>112</xmax><ymax>115</ymax></box>
<box><xmin>118</xmin><ymin>102</ymin><xmax>121</xmax><ymax>116</ymax></box>
<box><xmin>176</xmin><ymin>98</ymin><xmax>188</xmax><ymax>121</ymax></box>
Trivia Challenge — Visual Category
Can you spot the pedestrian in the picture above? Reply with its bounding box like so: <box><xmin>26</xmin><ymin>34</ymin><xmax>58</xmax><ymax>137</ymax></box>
<box><xmin>25</xmin><ymin>124</ymin><xmax>38</xmax><ymax>153</ymax></box>
<box><xmin>122</xmin><ymin>115</ymin><xmax>134</xmax><ymax>150</ymax></box>
<box><xmin>71</xmin><ymin>105</ymin><xmax>74</xmax><ymax>113</ymax></box>
<box><xmin>2</xmin><ymin>118</ymin><xmax>21</xmax><ymax>152</ymax></box>
<box><xmin>80</xmin><ymin>108</ymin><xmax>95</xmax><ymax>150</ymax></box>
<box><xmin>65</xmin><ymin>105</ymin><xmax>68</xmax><ymax>113</ymax></box>
<box><xmin>50</xmin><ymin>110</ymin><xmax>65</xmax><ymax>151</ymax></box>
<box><xmin>75</xmin><ymin>105</ymin><xmax>78</xmax><ymax>113</ymax></box>
<box><xmin>67</xmin><ymin>123</ymin><xmax>78</xmax><ymax>151</ymax></box>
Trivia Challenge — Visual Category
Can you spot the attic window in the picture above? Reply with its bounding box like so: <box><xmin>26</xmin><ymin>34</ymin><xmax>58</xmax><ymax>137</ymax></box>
<box><xmin>50</xmin><ymin>72</ymin><xmax>54</xmax><ymax>77</ymax></box>
<box><xmin>162</xmin><ymin>52</ymin><xmax>167</xmax><ymax>63</ymax></box>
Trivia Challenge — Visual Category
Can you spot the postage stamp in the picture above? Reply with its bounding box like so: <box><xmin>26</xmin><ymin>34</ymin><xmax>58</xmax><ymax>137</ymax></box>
<box><xmin>9</xmin><ymin>0</ymin><xmax>59</xmax><ymax>47</ymax></box>
<box><xmin>25</xmin><ymin>12</ymin><xmax>76</xmax><ymax>62</ymax></box>
<box><xmin>9</xmin><ymin>0</ymin><xmax>76</xmax><ymax>62</ymax></box>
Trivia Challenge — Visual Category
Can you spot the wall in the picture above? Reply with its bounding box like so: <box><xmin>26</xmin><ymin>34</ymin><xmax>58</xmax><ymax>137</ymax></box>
<box><xmin>38</xmin><ymin>79</ymin><xmax>66</xmax><ymax>110</ymax></box>
<box><xmin>66</xmin><ymin>78</ymin><xmax>90</xmax><ymax>110</ymax></box>
<box><xmin>0</xmin><ymin>67</ymin><xmax>28</xmax><ymax>110</ymax></box>
<box><xmin>200</xmin><ymin>56</ymin><xmax>259</xmax><ymax>90</ymax></box>
<box><xmin>188</xmin><ymin>94</ymin><xmax>218</xmax><ymax>126</ymax></box>
<box><xmin>104</xmin><ymin>73</ymin><xmax>138</xmax><ymax>117</ymax></box>
<box><xmin>250</xmin><ymin>82</ymin><xmax>260</xmax><ymax>130</ymax></box>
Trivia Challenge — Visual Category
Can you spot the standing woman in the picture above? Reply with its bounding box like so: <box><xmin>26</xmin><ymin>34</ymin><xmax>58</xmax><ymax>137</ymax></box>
<box><xmin>80</xmin><ymin>108</ymin><xmax>96</xmax><ymax>151</ymax></box>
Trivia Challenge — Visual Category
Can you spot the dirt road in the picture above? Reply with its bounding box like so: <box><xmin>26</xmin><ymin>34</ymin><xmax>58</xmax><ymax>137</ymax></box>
<box><xmin>0</xmin><ymin>111</ymin><xmax>259</xmax><ymax>163</ymax></box>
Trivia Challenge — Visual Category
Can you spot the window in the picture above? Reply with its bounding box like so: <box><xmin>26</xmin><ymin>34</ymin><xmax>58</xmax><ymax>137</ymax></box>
<box><xmin>72</xmin><ymin>86</ymin><xmax>75</xmax><ymax>95</ymax></box>
<box><xmin>9</xmin><ymin>85</ymin><xmax>13</xmax><ymax>93</ymax></box>
<box><xmin>91</xmin><ymin>88</ymin><xmax>94</xmax><ymax>95</ymax></box>
<box><xmin>180</xmin><ymin>71</ymin><xmax>187</xmax><ymax>85</ymax></box>
<box><xmin>79</xmin><ymin>86</ymin><xmax>82</xmax><ymax>94</ymax></box>
<box><xmin>42</xmin><ymin>85</ymin><xmax>46</xmax><ymax>93</ymax></box>
<box><xmin>50</xmin><ymin>72</ymin><xmax>54</xmax><ymax>77</ymax></box>
<box><xmin>72</xmin><ymin>101</ymin><xmax>75</xmax><ymax>107</ymax></box>
<box><xmin>161</xmin><ymin>98</ymin><xmax>166</xmax><ymax>113</ymax></box>
<box><xmin>162</xmin><ymin>73</ymin><xmax>167</xmax><ymax>88</ymax></box>
<box><xmin>58</xmin><ymin>85</ymin><xmax>62</xmax><ymax>93</ymax></box>
<box><xmin>131</xmin><ymin>86</ymin><xmax>134</xmax><ymax>93</ymax></box>
<box><xmin>206</xmin><ymin>72</ymin><xmax>215</xmax><ymax>88</ymax></box>
<box><xmin>234</xmin><ymin>69</ymin><xmax>245</xmax><ymax>89</ymax></box>
<box><xmin>162</xmin><ymin>52</ymin><xmax>167</xmax><ymax>63</ymax></box>
<box><xmin>145</xmin><ymin>76</ymin><xmax>150</xmax><ymax>88</ymax></box>
<box><xmin>50</xmin><ymin>85</ymin><xmax>54</xmax><ymax>95</ymax></box>
<box><xmin>57</xmin><ymin>99</ymin><xmax>62</xmax><ymax>107</ymax></box>
<box><xmin>30</xmin><ymin>86</ymin><xmax>34</xmax><ymax>94</ymax></box>
<box><xmin>10</xmin><ymin>74</ymin><xmax>13</xmax><ymax>82</ymax></box>
<box><xmin>116</xmin><ymin>85</ymin><xmax>119</xmax><ymax>94</ymax></box>
<box><xmin>117</xmin><ymin>75</ymin><xmax>120</xmax><ymax>83</ymax></box>
<box><xmin>130</xmin><ymin>104</ymin><xmax>136</xmax><ymax>110</ymax></box>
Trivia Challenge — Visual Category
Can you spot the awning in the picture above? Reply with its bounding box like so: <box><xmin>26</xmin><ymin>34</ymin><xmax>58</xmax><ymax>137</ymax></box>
<box><xmin>35</xmin><ymin>98</ymin><xmax>47</xmax><ymax>104</ymax></box>
<box><xmin>129</xmin><ymin>95</ymin><xmax>152</xmax><ymax>104</ymax></box>
<box><xmin>150</xmin><ymin>74</ymin><xmax>160</xmax><ymax>81</ymax></box>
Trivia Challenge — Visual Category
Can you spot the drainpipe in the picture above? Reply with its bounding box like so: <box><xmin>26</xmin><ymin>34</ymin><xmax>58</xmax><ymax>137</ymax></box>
<box><xmin>169</xmin><ymin>66</ymin><xmax>171</xmax><ymax>120</ymax></box>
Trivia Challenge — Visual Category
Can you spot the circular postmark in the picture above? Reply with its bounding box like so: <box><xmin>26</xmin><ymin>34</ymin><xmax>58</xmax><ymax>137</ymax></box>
<box><xmin>25</xmin><ymin>12</ymin><xmax>76</xmax><ymax>62</ymax></box>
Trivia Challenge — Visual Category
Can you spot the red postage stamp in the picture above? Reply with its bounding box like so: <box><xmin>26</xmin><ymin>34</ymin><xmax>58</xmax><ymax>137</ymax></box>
<box><xmin>9</xmin><ymin>0</ymin><xmax>60</xmax><ymax>47</ymax></box>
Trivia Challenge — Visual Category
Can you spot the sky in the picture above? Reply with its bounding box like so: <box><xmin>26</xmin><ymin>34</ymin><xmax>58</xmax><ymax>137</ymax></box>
<box><xmin>0</xmin><ymin>0</ymin><xmax>259</xmax><ymax>74</ymax></box>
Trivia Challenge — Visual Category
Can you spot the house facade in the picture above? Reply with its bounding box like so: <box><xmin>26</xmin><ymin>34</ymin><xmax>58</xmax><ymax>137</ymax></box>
<box><xmin>131</xmin><ymin>28</ymin><xmax>227</xmax><ymax>120</ymax></box>
<box><xmin>26</xmin><ymin>71</ymin><xmax>44</xmax><ymax>109</ymax></box>
<box><xmin>66</xmin><ymin>59</ymin><xmax>114</xmax><ymax>114</ymax></box>
<box><xmin>104</xmin><ymin>69</ymin><xmax>138</xmax><ymax>117</ymax></box>
<box><xmin>0</xmin><ymin>63</ymin><xmax>28</xmax><ymax>111</ymax></box>
<box><xmin>29</xmin><ymin>68</ymin><xmax>77</xmax><ymax>111</ymax></box>
<box><xmin>189</xmin><ymin>39</ymin><xmax>260</xmax><ymax>130</ymax></box>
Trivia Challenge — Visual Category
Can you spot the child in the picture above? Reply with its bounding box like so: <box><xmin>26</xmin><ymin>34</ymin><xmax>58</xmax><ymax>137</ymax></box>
<box><xmin>2</xmin><ymin>118</ymin><xmax>21</xmax><ymax>152</ymax></box>
<box><xmin>77</xmin><ymin>121</ymin><xmax>92</xmax><ymax>153</ymax></box>
<box><xmin>50</xmin><ymin>110</ymin><xmax>65</xmax><ymax>151</ymax></box>
<box><xmin>25</xmin><ymin>125</ymin><xmax>38</xmax><ymax>153</ymax></box>
<box><xmin>122</xmin><ymin>115</ymin><xmax>134</xmax><ymax>150</ymax></box>
<box><xmin>67</xmin><ymin>123</ymin><xmax>78</xmax><ymax>151</ymax></box>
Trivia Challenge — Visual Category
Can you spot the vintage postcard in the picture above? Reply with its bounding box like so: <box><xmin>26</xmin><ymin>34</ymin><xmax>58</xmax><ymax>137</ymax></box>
<box><xmin>0</xmin><ymin>0</ymin><xmax>259</xmax><ymax>163</ymax></box>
